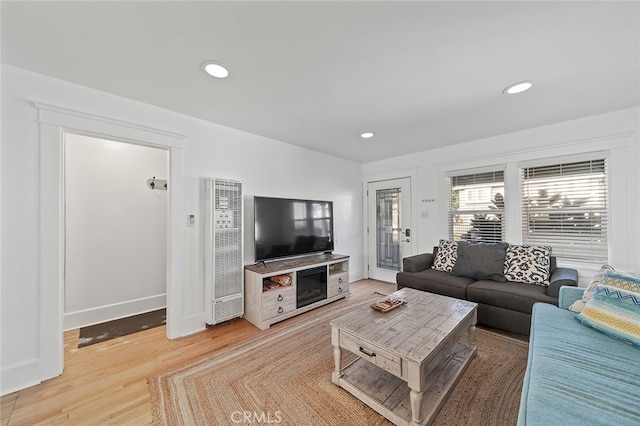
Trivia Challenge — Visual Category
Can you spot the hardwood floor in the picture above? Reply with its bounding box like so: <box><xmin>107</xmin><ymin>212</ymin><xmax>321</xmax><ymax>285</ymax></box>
<box><xmin>1</xmin><ymin>279</ymin><xmax>396</xmax><ymax>425</ymax></box>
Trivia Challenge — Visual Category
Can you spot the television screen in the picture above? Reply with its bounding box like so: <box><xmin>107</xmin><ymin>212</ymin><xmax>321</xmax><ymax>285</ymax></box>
<box><xmin>254</xmin><ymin>196</ymin><xmax>334</xmax><ymax>262</ymax></box>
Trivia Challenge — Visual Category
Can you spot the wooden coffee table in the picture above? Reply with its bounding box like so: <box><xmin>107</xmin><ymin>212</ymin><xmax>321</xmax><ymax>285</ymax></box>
<box><xmin>330</xmin><ymin>288</ymin><xmax>477</xmax><ymax>426</ymax></box>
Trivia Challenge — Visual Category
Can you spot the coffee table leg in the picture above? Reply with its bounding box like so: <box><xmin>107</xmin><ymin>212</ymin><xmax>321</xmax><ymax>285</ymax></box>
<box><xmin>332</xmin><ymin>345</ymin><xmax>342</xmax><ymax>385</ymax></box>
<box><xmin>468</xmin><ymin>311</ymin><xmax>477</xmax><ymax>350</ymax></box>
<box><xmin>468</xmin><ymin>324</ymin><xmax>477</xmax><ymax>350</ymax></box>
<box><xmin>410</xmin><ymin>388</ymin><xmax>424</xmax><ymax>425</ymax></box>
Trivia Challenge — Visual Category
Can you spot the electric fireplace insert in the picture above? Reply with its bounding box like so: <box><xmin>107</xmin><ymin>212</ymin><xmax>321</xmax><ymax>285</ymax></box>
<box><xmin>296</xmin><ymin>266</ymin><xmax>327</xmax><ymax>308</ymax></box>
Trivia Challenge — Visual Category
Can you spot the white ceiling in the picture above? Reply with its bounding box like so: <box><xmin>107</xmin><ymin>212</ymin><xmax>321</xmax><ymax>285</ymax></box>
<box><xmin>2</xmin><ymin>1</ymin><xmax>639</xmax><ymax>163</ymax></box>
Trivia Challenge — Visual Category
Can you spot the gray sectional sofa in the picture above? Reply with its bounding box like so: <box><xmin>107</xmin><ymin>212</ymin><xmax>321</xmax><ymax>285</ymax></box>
<box><xmin>396</xmin><ymin>243</ymin><xmax>579</xmax><ymax>335</ymax></box>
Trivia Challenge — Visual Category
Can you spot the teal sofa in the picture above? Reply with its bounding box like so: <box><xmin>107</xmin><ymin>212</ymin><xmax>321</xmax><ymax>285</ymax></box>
<box><xmin>518</xmin><ymin>286</ymin><xmax>640</xmax><ymax>425</ymax></box>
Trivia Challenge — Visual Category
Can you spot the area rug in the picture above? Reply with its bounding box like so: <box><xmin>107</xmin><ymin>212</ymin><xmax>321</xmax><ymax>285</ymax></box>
<box><xmin>79</xmin><ymin>308</ymin><xmax>166</xmax><ymax>347</ymax></box>
<box><xmin>148</xmin><ymin>295</ymin><xmax>528</xmax><ymax>425</ymax></box>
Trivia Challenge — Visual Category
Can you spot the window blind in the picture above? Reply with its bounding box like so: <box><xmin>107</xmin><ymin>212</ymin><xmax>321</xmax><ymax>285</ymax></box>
<box><xmin>521</xmin><ymin>159</ymin><xmax>608</xmax><ymax>262</ymax></box>
<box><xmin>448</xmin><ymin>170</ymin><xmax>505</xmax><ymax>243</ymax></box>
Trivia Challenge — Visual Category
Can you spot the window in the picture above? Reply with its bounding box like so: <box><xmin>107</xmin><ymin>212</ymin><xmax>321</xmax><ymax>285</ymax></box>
<box><xmin>521</xmin><ymin>159</ymin><xmax>607</xmax><ymax>262</ymax></box>
<box><xmin>448</xmin><ymin>170</ymin><xmax>505</xmax><ymax>243</ymax></box>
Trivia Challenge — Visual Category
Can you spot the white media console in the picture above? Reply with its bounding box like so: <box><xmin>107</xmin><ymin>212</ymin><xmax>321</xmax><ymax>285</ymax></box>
<box><xmin>244</xmin><ymin>254</ymin><xmax>350</xmax><ymax>330</ymax></box>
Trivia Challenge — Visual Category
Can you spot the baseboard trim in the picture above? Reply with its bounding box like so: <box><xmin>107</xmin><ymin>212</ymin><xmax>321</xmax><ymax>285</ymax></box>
<box><xmin>64</xmin><ymin>294</ymin><xmax>167</xmax><ymax>330</ymax></box>
<box><xmin>1</xmin><ymin>359</ymin><xmax>41</xmax><ymax>396</ymax></box>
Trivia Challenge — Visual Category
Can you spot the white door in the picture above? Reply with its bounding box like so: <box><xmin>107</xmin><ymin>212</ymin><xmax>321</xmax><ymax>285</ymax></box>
<box><xmin>367</xmin><ymin>178</ymin><xmax>413</xmax><ymax>282</ymax></box>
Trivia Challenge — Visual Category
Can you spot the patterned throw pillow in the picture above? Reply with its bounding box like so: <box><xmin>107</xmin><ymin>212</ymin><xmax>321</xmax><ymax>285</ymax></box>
<box><xmin>503</xmin><ymin>245</ymin><xmax>552</xmax><ymax>286</ymax></box>
<box><xmin>600</xmin><ymin>271</ymin><xmax>640</xmax><ymax>293</ymax></box>
<box><xmin>568</xmin><ymin>265</ymin><xmax>615</xmax><ymax>313</ymax></box>
<box><xmin>575</xmin><ymin>273</ymin><xmax>640</xmax><ymax>347</ymax></box>
<box><xmin>431</xmin><ymin>240</ymin><xmax>458</xmax><ymax>272</ymax></box>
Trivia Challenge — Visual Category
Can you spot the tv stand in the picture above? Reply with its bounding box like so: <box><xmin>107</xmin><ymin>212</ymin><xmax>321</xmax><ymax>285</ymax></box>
<box><xmin>244</xmin><ymin>254</ymin><xmax>349</xmax><ymax>330</ymax></box>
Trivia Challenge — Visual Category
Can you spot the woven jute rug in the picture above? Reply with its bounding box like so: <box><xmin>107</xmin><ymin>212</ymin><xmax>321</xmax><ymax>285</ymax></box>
<box><xmin>149</xmin><ymin>293</ymin><xmax>528</xmax><ymax>425</ymax></box>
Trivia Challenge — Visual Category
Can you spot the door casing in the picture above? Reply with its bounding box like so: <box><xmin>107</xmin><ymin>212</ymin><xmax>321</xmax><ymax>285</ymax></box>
<box><xmin>36</xmin><ymin>103</ymin><xmax>185</xmax><ymax>386</ymax></box>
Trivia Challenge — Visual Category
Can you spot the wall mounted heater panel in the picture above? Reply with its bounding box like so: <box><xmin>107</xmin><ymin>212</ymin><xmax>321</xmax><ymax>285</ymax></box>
<box><xmin>204</xmin><ymin>178</ymin><xmax>244</xmax><ymax>325</ymax></box>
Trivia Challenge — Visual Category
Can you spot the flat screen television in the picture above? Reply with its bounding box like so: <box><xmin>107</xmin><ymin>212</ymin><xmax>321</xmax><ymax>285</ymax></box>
<box><xmin>254</xmin><ymin>196</ymin><xmax>334</xmax><ymax>262</ymax></box>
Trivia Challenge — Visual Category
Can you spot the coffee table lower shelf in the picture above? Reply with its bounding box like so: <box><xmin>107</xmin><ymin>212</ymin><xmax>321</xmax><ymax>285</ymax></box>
<box><xmin>336</xmin><ymin>342</ymin><xmax>475</xmax><ymax>426</ymax></box>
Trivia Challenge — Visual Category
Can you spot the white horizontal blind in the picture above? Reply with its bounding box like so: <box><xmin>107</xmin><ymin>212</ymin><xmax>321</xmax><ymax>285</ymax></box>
<box><xmin>448</xmin><ymin>170</ymin><xmax>505</xmax><ymax>243</ymax></box>
<box><xmin>521</xmin><ymin>159</ymin><xmax>608</xmax><ymax>262</ymax></box>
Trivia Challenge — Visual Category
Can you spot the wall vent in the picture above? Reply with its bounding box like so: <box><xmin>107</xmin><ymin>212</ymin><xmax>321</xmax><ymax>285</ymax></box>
<box><xmin>213</xmin><ymin>296</ymin><xmax>244</xmax><ymax>324</ymax></box>
<box><xmin>204</xmin><ymin>178</ymin><xmax>243</xmax><ymax>325</ymax></box>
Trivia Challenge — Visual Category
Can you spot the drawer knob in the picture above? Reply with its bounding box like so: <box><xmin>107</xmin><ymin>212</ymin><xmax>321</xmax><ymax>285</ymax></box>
<box><xmin>277</xmin><ymin>294</ymin><xmax>284</xmax><ymax>302</ymax></box>
<box><xmin>278</xmin><ymin>306</ymin><xmax>284</xmax><ymax>314</ymax></box>
<box><xmin>338</xmin><ymin>277</ymin><xmax>343</xmax><ymax>283</ymax></box>
<box><xmin>359</xmin><ymin>346</ymin><xmax>376</xmax><ymax>358</ymax></box>
<box><xmin>338</xmin><ymin>287</ymin><xmax>343</xmax><ymax>293</ymax></box>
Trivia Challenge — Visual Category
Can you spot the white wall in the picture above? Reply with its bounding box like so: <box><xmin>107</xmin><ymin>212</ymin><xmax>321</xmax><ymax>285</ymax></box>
<box><xmin>364</xmin><ymin>107</ymin><xmax>640</xmax><ymax>284</ymax></box>
<box><xmin>0</xmin><ymin>64</ymin><xmax>364</xmax><ymax>394</ymax></box>
<box><xmin>64</xmin><ymin>134</ymin><xmax>168</xmax><ymax>329</ymax></box>
<box><xmin>183</xmin><ymin>127</ymin><xmax>365</xmax><ymax>319</ymax></box>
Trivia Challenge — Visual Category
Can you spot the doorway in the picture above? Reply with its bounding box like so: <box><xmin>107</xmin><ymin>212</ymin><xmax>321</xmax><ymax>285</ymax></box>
<box><xmin>36</xmin><ymin>103</ymin><xmax>185</xmax><ymax>384</ymax></box>
<box><xmin>64</xmin><ymin>133</ymin><xmax>168</xmax><ymax>330</ymax></box>
<box><xmin>367</xmin><ymin>178</ymin><xmax>413</xmax><ymax>282</ymax></box>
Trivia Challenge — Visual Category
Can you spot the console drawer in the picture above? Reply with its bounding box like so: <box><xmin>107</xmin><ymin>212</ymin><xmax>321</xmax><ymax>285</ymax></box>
<box><xmin>262</xmin><ymin>299</ymin><xmax>296</xmax><ymax>320</ymax></box>
<box><xmin>328</xmin><ymin>273</ymin><xmax>349</xmax><ymax>298</ymax></box>
<box><xmin>262</xmin><ymin>287</ymin><xmax>296</xmax><ymax>320</ymax></box>
<box><xmin>262</xmin><ymin>287</ymin><xmax>295</xmax><ymax>305</ymax></box>
<box><xmin>340</xmin><ymin>331</ymin><xmax>402</xmax><ymax>377</ymax></box>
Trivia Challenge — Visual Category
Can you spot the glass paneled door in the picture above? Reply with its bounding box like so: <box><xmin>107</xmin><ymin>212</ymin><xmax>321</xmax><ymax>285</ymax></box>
<box><xmin>367</xmin><ymin>178</ymin><xmax>413</xmax><ymax>282</ymax></box>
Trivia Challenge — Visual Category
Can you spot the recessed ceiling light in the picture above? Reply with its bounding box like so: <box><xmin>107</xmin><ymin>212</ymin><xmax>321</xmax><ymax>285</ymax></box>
<box><xmin>203</xmin><ymin>61</ymin><xmax>229</xmax><ymax>79</ymax></box>
<box><xmin>503</xmin><ymin>81</ymin><xmax>533</xmax><ymax>95</ymax></box>
<box><xmin>360</xmin><ymin>132</ymin><xmax>374</xmax><ymax>139</ymax></box>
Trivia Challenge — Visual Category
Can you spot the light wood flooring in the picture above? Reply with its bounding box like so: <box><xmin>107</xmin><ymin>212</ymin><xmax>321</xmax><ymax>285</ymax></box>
<box><xmin>1</xmin><ymin>279</ymin><xmax>396</xmax><ymax>425</ymax></box>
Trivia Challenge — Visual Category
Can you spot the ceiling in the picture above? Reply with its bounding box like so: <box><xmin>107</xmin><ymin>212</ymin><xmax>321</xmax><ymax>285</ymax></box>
<box><xmin>2</xmin><ymin>1</ymin><xmax>639</xmax><ymax>163</ymax></box>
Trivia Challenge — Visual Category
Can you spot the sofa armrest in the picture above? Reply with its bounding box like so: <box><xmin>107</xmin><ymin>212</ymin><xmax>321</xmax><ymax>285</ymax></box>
<box><xmin>558</xmin><ymin>286</ymin><xmax>584</xmax><ymax>309</ymax></box>
<box><xmin>558</xmin><ymin>286</ymin><xmax>585</xmax><ymax>310</ymax></box>
<box><xmin>546</xmin><ymin>267</ymin><xmax>578</xmax><ymax>298</ymax></box>
<box><xmin>402</xmin><ymin>253</ymin><xmax>434</xmax><ymax>273</ymax></box>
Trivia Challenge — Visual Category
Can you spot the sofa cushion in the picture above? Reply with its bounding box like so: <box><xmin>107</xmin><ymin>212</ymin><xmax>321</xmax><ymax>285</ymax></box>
<box><xmin>467</xmin><ymin>280</ymin><xmax>557</xmax><ymax>315</ymax></box>
<box><xmin>503</xmin><ymin>245</ymin><xmax>551</xmax><ymax>285</ymax></box>
<box><xmin>518</xmin><ymin>303</ymin><xmax>640</xmax><ymax>425</ymax></box>
<box><xmin>431</xmin><ymin>240</ymin><xmax>458</xmax><ymax>272</ymax></box>
<box><xmin>569</xmin><ymin>264</ymin><xmax>615</xmax><ymax>313</ymax></box>
<box><xmin>451</xmin><ymin>241</ymin><xmax>508</xmax><ymax>281</ymax></box>
<box><xmin>396</xmin><ymin>268</ymin><xmax>474</xmax><ymax>300</ymax></box>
